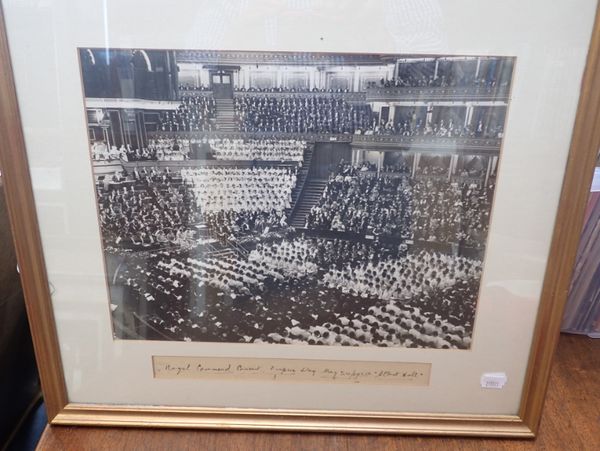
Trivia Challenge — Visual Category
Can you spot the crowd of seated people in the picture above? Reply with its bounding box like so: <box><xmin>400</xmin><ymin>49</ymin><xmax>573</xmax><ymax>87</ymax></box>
<box><xmin>178</xmin><ymin>83</ymin><xmax>211</xmax><ymax>91</ymax></box>
<box><xmin>234</xmin><ymin>95</ymin><xmax>372</xmax><ymax>134</ymax></box>
<box><xmin>411</xmin><ymin>178</ymin><xmax>493</xmax><ymax>247</ymax></box>
<box><xmin>415</xmin><ymin>164</ymin><xmax>449</xmax><ymax>177</ymax></box>
<box><xmin>367</xmin><ymin>69</ymin><xmax>505</xmax><ymax>89</ymax></box>
<box><xmin>91</xmin><ymin>141</ymin><xmax>123</xmax><ymax>161</ymax></box>
<box><xmin>306</xmin><ymin>236</ymin><xmax>407</xmax><ymax>270</ymax></box>
<box><xmin>358</xmin><ymin>115</ymin><xmax>504</xmax><ymax>139</ymax></box>
<box><xmin>306</xmin><ymin>165</ymin><xmax>413</xmax><ymax>238</ymax></box>
<box><xmin>159</xmin><ymin>95</ymin><xmax>216</xmax><ymax>132</ymax></box>
<box><xmin>97</xmin><ymin>170</ymin><xmax>200</xmax><ymax>249</ymax></box>
<box><xmin>97</xmin><ymin>165</ymin><xmax>299</xmax><ymax>249</ymax></box>
<box><xmin>306</xmin><ymin>164</ymin><xmax>493</xmax><ymax>248</ymax></box>
<box><xmin>381</xmin><ymin>162</ymin><xmax>411</xmax><ymax>174</ymax></box>
<box><xmin>204</xmin><ymin>210</ymin><xmax>289</xmax><ymax>243</ymax></box>
<box><xmin>248</xmin><ymin>237</ymin><xmax>320</xmax><ymax>277</ymax></box>
<box><xmin>293</xmin><ymin>249</ymin><xmax>480</xmax><ymax>348</ymax></box>
<box><xmin>116</xmin><ymin>237</ymin><xmax>478</xmax><ymax>348</ymax></box>
<box><xmin>92</xmin><ymin>140</ymin><xmax>191</xmax><ymax>162</ymax></box>
<box><xmin>237</xmin><ymin>85</ymin><xmax>351</xmax><ymax>93</ymax></box>
<box><xmin>147</xmin><ymin>137</ymin><xmax>191</xmax><ymax>160</ymax></box>
<box><xmin>180</xmin><ymin>166</ymin><xmax>297</xmax><ymax>213</ymax></box>
<box><xmin>209</xmin><ymin>138</ymin><xmax>306</xmax><ymax>161</ymax></box>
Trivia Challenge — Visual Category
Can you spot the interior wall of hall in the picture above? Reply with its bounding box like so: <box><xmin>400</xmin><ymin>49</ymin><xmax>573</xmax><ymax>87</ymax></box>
<box><xmin>79</xmin><ymin>49</ymin><xmax>179</xmax><ymax>100</ymax></box>
<box><xmin>87</xmin><ymin>108</ymin><xmax>164</xmax><ymax>150</ymax></box>
<box><xmin>176</xmin><ymin>62</ymin><xmax>393</xmax><ymax>91</ymax></box>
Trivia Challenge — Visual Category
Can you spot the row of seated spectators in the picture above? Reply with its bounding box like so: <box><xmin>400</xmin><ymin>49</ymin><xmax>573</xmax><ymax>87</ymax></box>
<box><xmin>118</xmin><ymin>237</ymin><xmax>477</xmax><ymax>348</ymax></box>
<box><xmin>97</xmin><ymin>166</ymin><xmax>298</xmax><ymax>248</ymax></box>
<box><xmin>92</xmin><ymin>138</ymin><xmax>307</xmax><ymax>163</ymax></box>
<box><xmin>91</xmin><ymin>141</ymin><xmax>188</xmax><ymax>162</ymax></box>
<box><xmin>204</xmin><ymin>210</ymin><xmax>288</xmax><ymax>244</ymax></box>
<box><xmin>178</xmin><ymin>83</ymin><xmax>211</xmax><ymax>91</ymax></box>
<box><xmin>180</xmin><ymin>166</ymin><xmax>297</xmax><ymax>213</ymax></box>
<box><xmin>177</xmin><ymin>84</ymin><xmax>353</xmax><ymax>93</ymax></box>
<box><xmin>357</xmin><ymin>117</ymin><xmax>504</xmax><ymax>139</ymax></box>
<box><xmin>367</xmin><ymin>72</ymin><xmax>506</xmax><ymax>89</ymax></box>
<box><xmin>209</xmin><ymin>138</ymin><xmax>306</xmax><ymax>162</ymax></box>
<box><xmin>237</xmin><ymin>86</ymin><xmax>352</xmax><ymax>93</ymax></box>
<box><xmin>234</xmin><ymin>95</ymin><xmax>372</xmax><ymax>134</ymax></box>
<box><xmin>158</xmin><ymin>95</ymin><xmax>216</xmax><ymax>132</ymax></box>
<box><xmin>98</xmin><ymin>175</ymin><xmax>200</xmax><ymax>249</ymax></box>
<box><xmin>306</xmin><ymin>164</ymin><xmax>493</xmax><ymax>248</ymax></box>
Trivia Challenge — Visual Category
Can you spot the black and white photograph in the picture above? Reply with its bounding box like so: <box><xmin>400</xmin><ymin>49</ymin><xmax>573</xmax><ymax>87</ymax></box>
<box><xmin>80</xmin><ymin>49</ymin><xmax>514</xmax><ymax>349</ymax></box>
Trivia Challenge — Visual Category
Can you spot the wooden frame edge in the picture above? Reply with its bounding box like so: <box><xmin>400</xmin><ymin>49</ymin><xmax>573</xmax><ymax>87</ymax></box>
<box><xmin>50</xmin><ymin>404</ymin><xmax>534</xmax><ymax>438</ymax></box>
<box><xmin>517</xmin><ymin>1</ymin><xmax>600</xmax><ymax>435</ymax></box>
<box><xmin>0</xmin><ymin>1</ymin><xmax>598</xmax><ymax>437</ymax></box>
<box><xmin>0</xmin><ymin>3</ymin><xmax>69</xmax><ymax>420</ymax></box>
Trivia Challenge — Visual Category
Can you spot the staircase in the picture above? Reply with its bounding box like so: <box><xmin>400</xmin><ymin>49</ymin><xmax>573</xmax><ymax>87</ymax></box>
<box><xmin>289</xmin><ymin>179</ymin><xmax>328</xmax><ymax>228</ymax></box>
<box><xmin>214</xmin><ymin>98</ymin><xmax>237</xmax><ymax>132</ymax></box>
<box><xmin>290</xmin><ymin>146</ymin><xmax>314</xmax><ymax>207</ymax></box>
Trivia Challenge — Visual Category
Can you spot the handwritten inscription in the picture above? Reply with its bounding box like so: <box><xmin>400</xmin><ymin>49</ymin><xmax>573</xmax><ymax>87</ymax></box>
<box><xmin>153</xmin><ymin>356</ymin><xmax>430</xmax><ymax>386</ymax></box>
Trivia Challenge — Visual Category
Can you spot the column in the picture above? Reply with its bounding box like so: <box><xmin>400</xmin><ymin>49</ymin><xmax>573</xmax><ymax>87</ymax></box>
<box><xmin>378</xmin><ymin>151</ymin><xmax>384</xmax><ymax>174</ymax></box>
<box><xmin>412</xmin><ymin>153</ymin><xmax>420</xmax><ymax>177</ymax></box>
<box><xmin>484</xmin><ymin>156</ymin><xmax>493</xmax><ymax>185</ymax></box>
<box><xmin>387</xmin><ymin>104</ymin><xmax>396</xmax><ymax>125</ymax></box>
<box><xmin>449</xmin><ymin>155</ymin><xmax>458</xmax><ymax>180</ymax></box>
<box><xmin>426</xmin><ymin>103</ymin><xmax>434</xmax><ymax>126</ymax></box>
<box><xmin>200</xmin><ymin>68</ymin><xmax>210</xmax><ymax>88</ymax></box>
<box><xmin>464</xmin><ymin>104</ymin><xmax>474</xmax><ymax>127</ymax></box>
<box><xmin>102</xmin><ymin>126</ymin><xmax>110</xmax><ymax>148</ymax></box>
<box><xmin>244</xmin><ymin>67</ymin><xmax>251</xmax><ymax>89</ymax></box>
<box><xmin>434</xmin><ymin>59</ymin><xmax>439</xmax><ymax>79</ymax></box>
<box><xmin>353</xmin><ymin>69</ymin><xmax>361</xmax><ymax>92</ymax></box>
<box><xmin>491</xmin><ymin>156</ymin><xmax>498</xmax><ymax>177</ymax></box>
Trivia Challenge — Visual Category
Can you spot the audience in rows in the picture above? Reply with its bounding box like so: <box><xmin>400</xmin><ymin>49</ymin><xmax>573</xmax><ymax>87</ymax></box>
<box><xmin>98</xmin><ymin>165</ymin><xmax>297</xmax><ymax>247</ymax></box>
<box><xmin>209</xmin><ymin>138</ymin><xmax>306</xmax><ymax>161</ymax></box>
<box><xmin>237</xmin><ymin>86</ymin><xmax>351</xmax><ymax>93</ymax></box>
<box><xmin>357</xmin><ymin>116</ymin><xmax>504</xmax><ymax>139</ymax></box>
<box><xmin>178</xmin><ymin>83</ymin><xmax>211</xmax><ymax>91</ymax></box>
<box><xmin>118</xmin><ymin>237</ymin><xmax>478</xmax><ymax>348</ymax></box>
<box><xmin>180</xmin><ymin>166</ymin><xmax>297</xmax><ymax>213</ymax></box>
<box><xmin>306</xmin><ymin>164</ymin><xmax>492</xmax><ymax>248</ymax></box>
<box><xmin>234</xmin><ymin>95</ymin><xmax>372</xmax><ymax>134</ymax></box>
<box><xmin>98</xmin><ymin>178</ymin><xmax>200</xmax><ymax>248</ymax></box>
<box><xmin>159</xmin><ymin>95</ymin><xmax>216</xmax><ymax>132</ymax></box>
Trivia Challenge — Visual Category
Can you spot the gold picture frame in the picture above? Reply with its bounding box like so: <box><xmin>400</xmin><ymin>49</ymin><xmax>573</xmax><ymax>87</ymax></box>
<box><xmin>1</xmin><ymin>2</ymin><xmax>599</xmax><ymax>437</ymax></box>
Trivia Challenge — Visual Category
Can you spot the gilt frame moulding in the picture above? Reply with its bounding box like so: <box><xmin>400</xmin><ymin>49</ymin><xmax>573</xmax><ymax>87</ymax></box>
<box><xmin>0</xmin><ymin>1</ymin><xmax>599</xmax><ymax>437</ymax></box>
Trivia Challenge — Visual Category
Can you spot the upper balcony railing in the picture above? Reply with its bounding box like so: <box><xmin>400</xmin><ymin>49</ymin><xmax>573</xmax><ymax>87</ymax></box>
<box><xmin>176</xmin><ymin>89</ymin><xmax>214</xmax><ymax>99</ymax></box>
<box><xmin>146</xmin><ymin>131</ymin><xmax>502</xmax><ymax>153</ymax></box>
<box><xmin>352</xmin><ymin>134</ymin><xmax>502</xmax><ymax>153</ymax></box>
<box><xmin>233</xmin><ymin>90</ymin><xmax>367</xmax><ymax>102</ymax></box>
<box><xmin>174</xmin><ymin>86</ymin><xmax>510</xmax><ymax>103</ymax></box>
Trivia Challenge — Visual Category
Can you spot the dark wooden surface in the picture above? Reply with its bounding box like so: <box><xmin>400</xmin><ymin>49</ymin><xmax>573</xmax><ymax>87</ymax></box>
<box><xmin>36</xmin><ymin>334</ymin><xmax>599</xmax><ymax>450</ymax></box>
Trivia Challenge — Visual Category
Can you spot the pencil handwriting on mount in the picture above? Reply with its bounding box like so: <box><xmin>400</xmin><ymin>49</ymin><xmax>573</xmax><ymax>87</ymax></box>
<box><xmin>154</xmin><ymin>356</ymin><xmax>431</xmax><ymax>386</ymax></box>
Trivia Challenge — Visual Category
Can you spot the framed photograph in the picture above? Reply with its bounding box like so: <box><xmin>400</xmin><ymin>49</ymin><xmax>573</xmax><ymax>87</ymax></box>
<box><xmin>1</xmin><ymin>0</ymin><xmax>599</xmax><ymax>437</ymax></box>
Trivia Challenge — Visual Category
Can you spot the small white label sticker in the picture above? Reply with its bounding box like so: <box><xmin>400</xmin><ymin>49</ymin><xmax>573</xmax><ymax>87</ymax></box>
<box><xmin>480</xmin><ymin>372</ymin><xmax>507</xmax><ymax>389</ymax></box>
